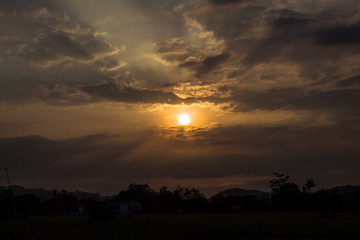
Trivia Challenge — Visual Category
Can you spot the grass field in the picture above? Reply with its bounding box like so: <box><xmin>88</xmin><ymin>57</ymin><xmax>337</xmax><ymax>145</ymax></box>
<box><xmin>1</xmin><ymin>213</ymin><xmax>360</xmax><ymax>240</ymax></box>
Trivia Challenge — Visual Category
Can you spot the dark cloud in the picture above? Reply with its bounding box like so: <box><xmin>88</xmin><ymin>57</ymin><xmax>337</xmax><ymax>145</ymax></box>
<box><xmin>47</xmin><ymin>81</ymin><xmax>360</xmax><ymax>114</ymax></box>
<box><xmin>189</xmin><ymin>1</ymin><xmax>360</xmax><ymax>85</ymax></box>
<box><xmin>28</xmin><ymin>33</ymin><xmax>90</xmax><ymax>64</ymax></box>
<box><xmin>0</xmin><ymin>0</ymin><xmax>59</xmax><ymax>11</ymax></box>
<box><xmin>2</xmin><ymin>124</ymin><xmax>360</xmax><ymax>194</ymax></box>
<box><xmin>195</xmin><ymin>52</ymin><xmax>230</xmax><ymax>77</ymax></box>
<box><xmin>316</xmin><ymin>22</ymin><xmax>360</xmax><ymax>45</ymax></box>
<box><xmin>179</xmin><ymin>52</ymin><xmax>230</xmax><ymax>78</ymax></box>
<box><xmin>192</xmin><ymin>4</ymin><xmax>266</xmax><ymax>43</ymax></box>
<box><xmin>0</xmin><ymin>1</ymin><xmax>124</xmax><ymax>104</ymax></box>
<box><xmin>208</xmin><ymin>0</ymin><xmax>248</xmax><ymax>5</ymax></box>
<box><xmin>81</xmin><ymin>82</ymin><xmax>183</xmax><ymax>104</ymax></box>
<box><xmin>0</xmin><ymin>59</ymin><xmax>114</xmax><ymax>104</ymax></box>
<box><xmin>228</xmin><ymin>88</ymin><xmax>360</xmax><ymax>112</ymax></box>
<box><xmin>337</xmin><ymin>75</ymin><xmax>360</xmax><ymax>87</ymax></box>
<box><xmin>273</xmin><ymin>17</ymin><xmax>315</xmax><ymax>32</ymax></box>
<box><xmin>0</xmin><ymin>133</ymin><xmax>147</xmax><ymax>182</ymax></box>
<box><xmin>21</xmin><ymin>24</ymin><xmax>117</xmax><ymax>67</ymax></box>
<box><xmin>0</xmin><ymin>3</ymin><xmax>119</xmax><ymax>67</ymax></box>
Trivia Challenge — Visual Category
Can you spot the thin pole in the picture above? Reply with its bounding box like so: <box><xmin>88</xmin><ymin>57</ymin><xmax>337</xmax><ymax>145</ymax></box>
<box><xmin>4</xmin><ymin>168</ymin><xmax>11</xmax><ymax>188</ymax></box>
<box><xmin>3</xmin><ymin>168</ymin><xmax>16</xmax><ymax>216</ymax></box>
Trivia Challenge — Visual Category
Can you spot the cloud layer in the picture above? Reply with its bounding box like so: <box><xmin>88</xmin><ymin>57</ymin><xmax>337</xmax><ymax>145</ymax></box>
<box><xmin>1</xmin><ymin>0</ymin><xmax>360</xmax><ymax>194</ymax></box>
<box><xmin>1</xmin><ymin>123</ymin><xmax>359</xmax><ymax>194</ymax></box>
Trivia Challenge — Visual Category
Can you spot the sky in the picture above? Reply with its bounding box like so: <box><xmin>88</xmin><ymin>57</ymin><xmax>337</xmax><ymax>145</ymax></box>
<box><xmin>1</xmin><ymin>0</ymin><xmax>360</xmax><ymax>196</ymax></box>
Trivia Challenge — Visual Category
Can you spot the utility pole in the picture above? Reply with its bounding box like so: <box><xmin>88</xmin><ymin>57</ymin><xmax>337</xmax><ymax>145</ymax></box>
<box><xmin>4</xmin><ymin>168</ymin><xmax>11</xmax><ymax>187</ymax></box>
<box><xmin>3</xmin><ymin>168</ymin><xmax>16</xmax><ymax>216</ymax></box>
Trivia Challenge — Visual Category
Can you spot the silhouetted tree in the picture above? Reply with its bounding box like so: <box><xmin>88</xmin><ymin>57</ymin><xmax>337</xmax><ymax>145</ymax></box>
<box><xmin>300</xmin><ymin>179</ymin><xmax>317</xmax><ymax>211</ymax></box>
<box><xmin>302</xmin><ymin>179</ymin><xmax>316</xmax><ymax>194</ymax></box>
<box><xmin>0</xmin><ymin>188</ymin><xmax>13</xmax><ymax>219</ymax></box>
<box><xmin>183</xmin><ymin>187</ymin><xmax>206</xmax><ymax>212</ymax></box>
<box><xmin>117</xmin><ymin>183</ymin><xmax>157</xmax><ymax>212</ymax></box>
<box><xmin>210</xmin><ymin>192</ymin><xmax>269</xmax><ymax>213</ymax></box>
<box><xmin>158</xmin><ymin>186</ymin><xmax>176</xmax><ymax>212</ymax></box>
<box><xmin>87</xmin><ymin>199</ymin><xmax>113</xmax><ymax>221</ymax></box>
<box><xmin>15</xmin><ymin>194</ymin><xmax>42</xmax><ymax>216</ymax></box>
<box><xmin>210</xmin><ymin>193</ymin><xmax>230</xmax><ymax>212</ymax></box>
<box><xmin>43</xmin><ymin>189</ymin><xmax>78</xmax><ymax>215</ymax></box>
<box><xmin>269</xmin><ymin>173</ymin><xmax>302</xmax><ymax>211</ymax></box>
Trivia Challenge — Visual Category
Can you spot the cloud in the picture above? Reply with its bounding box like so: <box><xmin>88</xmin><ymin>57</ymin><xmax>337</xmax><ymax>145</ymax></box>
<box><xmin>40</xmin><ymin>80</ymin><xmax>360</xmax><ymax>121</ymax></box>
<box><xmin>2</xmin><ymin>124</ymin><xmax>360</xmax><ymax>194</ymax></box>
<box><xmin>226</xmin><ymin>88</ymin><xmax>360</xmax><ymax>112</ymax></box>
<box><xmin>179</xmin><ymin>52</ymin><xmax>230</xmax><ymax>77</ymax></box>
<box><xmin>80</xmin><ymin>82</ymin><xmax>184</xmax><ymax>104</ymax></box>
<box><xmin>208</xmin><ymin>0</ymin><xmax>249</xmax><ymax>5</ymax></box>
<box><xmin>0</xmin><ymin>133</ymin><xmax>147</xmax><ymax>180</ymax></box>
<box><xmin>336</xmin><ymin>75</ymin><xmax>360</xmax><ymax>87</ymax></box>
<box><xmin>20</xmin><ymin>8</ymin><xmax>119</xmax><ymax>67</ymax></box>
<box><xmin>0</xmin><ymin>4</ymin><xmax>122</xmax><ymax>68</ymax></box>
<box><xmin>0</xmin><ymin>1</ymin><xmax>127</xmax><ymax>105</ymax></box>
<box><xmin>95</xmin><ymin>58</ymin><xmax>128</xmax><ymax>72</ymax></box>
<box><xmin>187</xmin><ymin>0</ymin><xmax>360</xmax><ymax>85</ymax></box>
<box><xmin>272</xmin><ymin>16</ymin><xmax>315</xmax><ymax>32</ymax></box>
<box><xmin>316</xmin><ymin>22</ymin><xmax>360</xmax><ymax>45</ymax></box>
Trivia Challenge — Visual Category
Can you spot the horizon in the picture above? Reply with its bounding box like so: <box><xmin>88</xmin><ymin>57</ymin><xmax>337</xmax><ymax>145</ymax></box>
<box><xmin>2</xmin><ymin>177</ymin><xmax>359</xmax><ymax>198</ymax></box>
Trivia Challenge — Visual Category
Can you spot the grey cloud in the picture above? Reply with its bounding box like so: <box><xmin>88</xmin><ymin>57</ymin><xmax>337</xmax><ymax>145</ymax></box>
<box><xmin>208</xmin><ymin>0</ymin><xmax>249</xmax><ymax>5</ymax></box>
<box><xmin>0</xmin><ymin>58</ymin><xmax>113</xmax><ymax>104</ymax></box>
<box><xmin>316</xmin><ymin>22</ymin><xmax>360</xmax><ymax>46</ymax></box>
<box><xmin>80</xmin><ymin>82</ymin><xmax>184</xmax><ymax>104</ymax></box>
<box><xmin>161</xmin><ymin>124</ymin><xmax>360</xmax><ymax>181</ymax></box>
<box><xmin>178</xmin><ymin>60</ymin><xmax>198</xmax><ymax>68</ymax></box>
<box><xmin>0</xmin><ymin>133</ymin><xmax>147</xmax><ymax>180</ymax></box>
<box><xmin>337</xmin><ymin>75</ymin><xmax>360</xmax><ymax>87</ymax></box>
<box><xmin>156</xmin><ymin>38</ymin><xmax>196</xmax><ymax>64</ymax></box>
<box><xmin>272</xmin><ymin>16</ymin><xmax>315</xmax><ymax>32</ymax></box>
<box><xmin>0</xmin><ymin>4</ymin><xmax>118</xmax><ymax>68</ymax></box>
<box><xmin>95</xmin><ymin>58</ymin><xmax>127</xmax><ymax>71</ymax></box>
<box><xmin>230</xmin><ymin>88</ymin><xmax>360</xmax><ymax>112</ymax></box>
<box><xmin>195</xmin><ymin>87</ymin><xmax>360</xmax><ymax>119</ymax></box>
<box><xmin>2</xmin><ymin>124</ymin><xmax>360</xmax><ymax>193</ymax></box>
<box><xmin>25</xmin><ymin>29</ymin><xmax>116</xmax><ymax>67</ymax></box>
<box><xmin>195</xmin><ymin>52</ymin><xmax>230</xmax><ymax>77</ymax></box>
<box><xmin>0</xmin><ymin>1</ymin><xmax>127</xmax><ymax>105</ymax></box>
<box><xmin>74</xmin><ymin>82</ymin><xmax>360</xmax><ymax>113</ymax></box>
<box><xmin>0</xmin><ymin>0</ymin><xmax>59</xmax><ymax>11</ymax></box>
<box><xmin>179</xmin><ymin>52</ymin><xmax>230</xmax><ymax>78</ymax></box>
<box><xmin>191</xmin><ymin>4</ymin><xmax>266</xmax><ymax>42</ymax></box>
<box><xmin>28</xmin><ymin>33</ymin><xmax>90</xmax><ymax>63</ymax></box>
<box><xmin>189</xmin><ymin>1</ymin><xmax>360</xmax><ymax>84</ymax></box>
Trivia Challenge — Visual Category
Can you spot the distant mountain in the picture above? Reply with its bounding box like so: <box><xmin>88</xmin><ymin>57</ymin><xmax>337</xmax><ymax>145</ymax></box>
<box><xmin>0</xmin><ymin>185</ymin><xmax>101</xmax><ymax>201</ymax></box>
<box><xmin>10</xmin><ymin>185</ymin><xmax>53</xmax><ymax>200</ymax></box>
<box><xmin>215</xmin><ymin>188</ymin><xmax>268</xmax><ymax>199</ymax></box>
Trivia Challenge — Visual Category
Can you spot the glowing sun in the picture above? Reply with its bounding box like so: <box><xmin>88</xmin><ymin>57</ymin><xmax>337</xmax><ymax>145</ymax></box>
<box><xmin>178</xmin><ymin>114</ymin><xmax>191</xmax><ymax>125</ymax></box>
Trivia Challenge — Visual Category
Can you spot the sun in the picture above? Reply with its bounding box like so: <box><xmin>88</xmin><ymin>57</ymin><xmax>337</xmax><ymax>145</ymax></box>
<box><xmin>178</xmin><ymin>114</ymin><xmax>191</xmax><ymax>125</ymax></box>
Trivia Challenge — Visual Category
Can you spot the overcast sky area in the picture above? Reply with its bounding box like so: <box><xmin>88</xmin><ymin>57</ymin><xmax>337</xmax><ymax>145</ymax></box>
<box><xmin>1</xmin><ymin>0</ymin><xmax>360</xmax><ymax>196</ymax></box>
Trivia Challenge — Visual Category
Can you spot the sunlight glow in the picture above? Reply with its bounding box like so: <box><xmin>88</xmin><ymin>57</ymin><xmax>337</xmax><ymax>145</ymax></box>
<box><xmin>178</xmin><ymin>114</ymin><xmax>191</xmax><ymax>125</ymax></box>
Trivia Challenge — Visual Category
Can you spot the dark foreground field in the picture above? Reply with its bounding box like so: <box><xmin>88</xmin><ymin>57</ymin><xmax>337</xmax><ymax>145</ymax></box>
<box><xmin>1</xmin><ymin>213</ymin><xmax>360</xmax><ymax>240</ymax></box>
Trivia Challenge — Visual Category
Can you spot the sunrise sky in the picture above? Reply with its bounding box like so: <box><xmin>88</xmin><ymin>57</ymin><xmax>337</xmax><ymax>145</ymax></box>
<box><xmin>1</xmin><ymin>0</ymin><xmax>360</xmax><ymax>195</ymax></box>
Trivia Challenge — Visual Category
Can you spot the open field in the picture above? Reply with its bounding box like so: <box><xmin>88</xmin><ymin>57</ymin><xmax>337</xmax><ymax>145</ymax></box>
<box><xmin>1</xmin><ymin>213</ymin><xmax>360</xmax><ymax>240</ymax></box>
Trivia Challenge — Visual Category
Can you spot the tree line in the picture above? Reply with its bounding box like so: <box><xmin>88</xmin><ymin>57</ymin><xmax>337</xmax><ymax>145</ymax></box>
<box><xmin>1</xmin><ymin>173</ymin><xmax>359</xmax><ymax>220</ymax></box>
